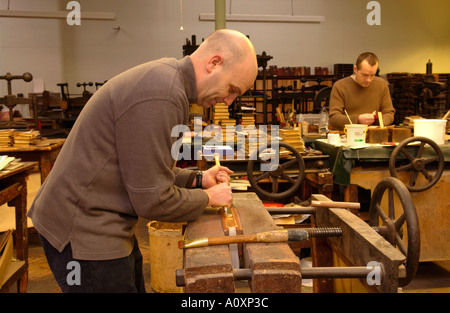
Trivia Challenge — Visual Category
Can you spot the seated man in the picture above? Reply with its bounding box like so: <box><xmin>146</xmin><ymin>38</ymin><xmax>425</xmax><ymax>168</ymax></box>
<box><xmin>329</xmin><ymin>52</ymin><xmax>395</xmax><ymax>131</ymax></box>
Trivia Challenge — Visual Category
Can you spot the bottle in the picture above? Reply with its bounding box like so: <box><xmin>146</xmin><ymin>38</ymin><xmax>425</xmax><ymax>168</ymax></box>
<box><xmin>319</xmin><ymin>105</ymin><xmax>329</xmax><ymax>136</ymax></box>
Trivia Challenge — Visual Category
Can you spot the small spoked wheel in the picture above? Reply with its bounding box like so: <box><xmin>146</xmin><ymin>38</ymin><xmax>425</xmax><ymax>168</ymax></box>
<box><xmin>247</xmin><ymin>141</ymin><xmax>305</xmax><ymax>200</ymax></box>
<box><xmin>369</xmin><ymin>177</ymin><xmax>420</xmax><ymax>287</ymax></box>
<box><xmin>389</xmin><ymin>136</ymin><xmax>444</xmax><ymax>192</ymax></box>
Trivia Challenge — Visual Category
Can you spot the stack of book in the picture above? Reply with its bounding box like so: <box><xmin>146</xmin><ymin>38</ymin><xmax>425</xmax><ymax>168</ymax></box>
<box><xmin>0</xmin><ymin>155</ymin><xmax>18</xmax><ymax>171</ymax></box>
<box><xmin>241</xmin><ymin>113</ymin><xmax>255</xmax><ymax>127</ymax></box>
<box><xmin>13</xmin><ymin>130</ymin><xmax>41</xmax><ymax>146</ymax></box>
<box><xmin>244</xmin><ymin>128</ymin><xmax>268</xmax><ymax>158</ymax></box>
<box><xmin>213</xmin><ymin>103</ymin><xmax>235</xmax><ymax>126</ymax></box>
<box><xmin>0</xmin><ymin>130</ymin><xmax>14</xmax><ymax>147</ymax></box>
<box><xmin>279</xmin><ymin>127</ymin><xmax>305</xmax><ymax>153</ymax></box>
<box><xmin>240</xmin><ymin>107</ymin><xmax>256</xmax><ymax>127</ymax></box>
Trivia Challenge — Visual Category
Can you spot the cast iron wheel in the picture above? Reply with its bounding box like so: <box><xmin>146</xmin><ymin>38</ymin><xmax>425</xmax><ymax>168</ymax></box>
<box><xmin>247</xmin><ymin>141</ymin><xmax>305</xmax><ymax>200</ymax></box>
<box><xmin>369</xmin><ymin>177</ymin><xmax>420</xmax><ymax>287</ymax></box>
<box><xmin>389</xmin><ymin>136</ymin><xmax>444</xmax><ymax>192</ymax></box>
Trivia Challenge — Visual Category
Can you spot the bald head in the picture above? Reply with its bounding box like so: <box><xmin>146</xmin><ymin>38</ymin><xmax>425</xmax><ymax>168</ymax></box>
<box><xmin>190</xmin><ymin>29</ymin><xmax>258</xmax><ymax>108</ymax></box>
<box><xmin>195</xmin><ymin>29</ymin><xmax>256</xmax><ymax>69</ymax></box>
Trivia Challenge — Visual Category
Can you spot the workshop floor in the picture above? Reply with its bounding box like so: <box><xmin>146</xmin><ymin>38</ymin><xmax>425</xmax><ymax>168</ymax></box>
<box><xmin>2</xmin><ymin>172</ymin><xmax>450</xmax><ymax>293</ymax></box>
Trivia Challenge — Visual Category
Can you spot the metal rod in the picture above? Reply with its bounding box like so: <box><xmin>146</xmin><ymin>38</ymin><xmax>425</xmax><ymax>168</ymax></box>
<box><xmin>176</xmin><ymin>266</ymin><xmax>375</xmax><ymax>286</ymax></box>
<box><xmin>228</xmin><ymin>267</ymin><xmax>374</xmax><ymax>280</ymax></box>
<box><xmin>301</xmin><ymin>267</ymin><xmax>373</xmax><ymax>279</ymax></box>
<box><xmin>266</xmin><ymin>207</ymin><xmax>316</xmax><ymax>215</ymax></box>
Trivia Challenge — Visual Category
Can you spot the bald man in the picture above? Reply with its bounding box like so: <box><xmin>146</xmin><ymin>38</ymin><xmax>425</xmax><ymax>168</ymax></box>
<box><xmin>28</xmin><ymin>29</ymin><xmax>258</xmax><ymax>293</ymax></box>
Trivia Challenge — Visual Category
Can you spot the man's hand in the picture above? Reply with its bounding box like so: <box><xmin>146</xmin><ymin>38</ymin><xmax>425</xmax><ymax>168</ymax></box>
<box><xmin>204</xmin><ymin>182</ymin><xmax>233</xmax><ymax>207</ymax></box>
<box><xmin>202</xmin><ymin>165</ymin><xmax>233</xmax><ymax>188</ymax></box>
<box><xmin>358</xmin><ymin>113</ymin><xmax>376</xmax><ymax>125</ymax></box>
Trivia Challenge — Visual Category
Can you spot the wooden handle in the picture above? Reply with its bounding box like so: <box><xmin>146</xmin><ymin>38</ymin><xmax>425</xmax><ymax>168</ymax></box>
<box><xmin>179</xmin><ymin>230</ymin><xmax>289</xmax><ymax>248</ymax></box>
<box><xmin>208</xmin><ymin>233</ymin><xmax>258</xmax><ymax>246</ymax></box>
<box><xmin>311</xmin><ymin>200</ymin><xmax>360</xmax><ymax>210</ymax></box>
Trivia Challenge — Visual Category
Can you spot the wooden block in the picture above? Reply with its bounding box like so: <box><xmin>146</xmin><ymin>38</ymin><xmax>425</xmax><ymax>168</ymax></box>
<box><xmin>366</xmin><ymin>127</ymin><xmax>389</xmax><ymax>143</ymax></box>
<box><xmin>389</xmin><ymin>127</ymin><xmax>411</xmax><ymax>143</ymax></box>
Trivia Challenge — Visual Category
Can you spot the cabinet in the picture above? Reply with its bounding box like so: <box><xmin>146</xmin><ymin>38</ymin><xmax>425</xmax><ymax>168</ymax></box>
<box><xmin>238</xmin><ymin>74</ymin><xmax>335</xmax><ymax>125</ymax></box>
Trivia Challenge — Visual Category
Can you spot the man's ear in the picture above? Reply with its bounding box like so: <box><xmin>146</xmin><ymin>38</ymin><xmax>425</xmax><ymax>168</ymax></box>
<box><xmin>206</xmin><ymin>55</ymin><xmax>223</xmax><ymax>73</ymax></box>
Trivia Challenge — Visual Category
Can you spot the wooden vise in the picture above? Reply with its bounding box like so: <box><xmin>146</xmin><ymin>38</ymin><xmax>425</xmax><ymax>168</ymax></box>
<box><xmin>177</xmin><ymin>192</ymin><xmax>406</xmax><ymax>293</ymax></box>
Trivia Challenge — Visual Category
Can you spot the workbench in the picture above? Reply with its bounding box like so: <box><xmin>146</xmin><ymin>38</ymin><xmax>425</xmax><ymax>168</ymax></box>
<box><xmin>178</xmin><ymin>192</ymin><xmax>407</xmax><ymax>293</ymax></box>
<box><xmin>180</xmin><ymin>193</ymin><xmax>302</xmax><ymax>293</ymax></box>
<box><xmin>0</xmin><ymin>162</ymin><xmax>37</xmax><ymax>293</ymax></box>
<box><xmin>310</xmin><ymin>139</ymin><xmax>450</xmax><ymax>262</ymax></box>
<box><xmin>0</xmin><ymin>138</ymin><xmax>64</xmax><ymax>184</ymax></box>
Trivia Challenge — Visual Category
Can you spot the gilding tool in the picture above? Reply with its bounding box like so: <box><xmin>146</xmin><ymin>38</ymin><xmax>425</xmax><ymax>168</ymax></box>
<box><xmin>179</xmin><ymin>228</ymin><xmax>309</xmax><ymax>249</ymax></box>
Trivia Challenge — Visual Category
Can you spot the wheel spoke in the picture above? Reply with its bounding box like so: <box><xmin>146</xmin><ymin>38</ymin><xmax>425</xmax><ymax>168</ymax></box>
<box><xmin>394</xmin><ymin>212</ymin><xmax>406</xmax><ymax>231</ymax></box>
<box><xmin>397</xmin><ymin>163</ymin><xmax>414</xmax><ymax>172</ymax></box>
<box><xmin>281</xmin><ymin>173</ymin><xmax>296</xmax><ymax>184</ymax></box>
<box><xmin>280</xmin><ymin>158</ymin><xmax>298</xmax><ymax>169</ymax></box>
<box><xmin>254</xmin><ymin>171</ymin><xmax>270</xmax><ymax>182</ymax></box>
<box><xmin>388</xmin><ymin>188</ymin><xmax>395</xmax><ymax>219</ymax></box>
<box><xmin>423</xmin><ymin>156</ymin><xmax>439</xmax><ymax>165</ymax></box>
<box><xmin>408</xmin><ymin>170</ymin><xmax>419</xmax><ymax>186</ymax></box>
<box><xmin>396</xmin><ymin>234</ymin><xmax>407</xmax><ymax>256</ymax></box>
<box><xmin>271</xmin><ymin>177</ymin><xmax>279</xmax><ymax>193</ymax></box>
<box><xmin>419</xmin><ymin>169</ymin><xmax>433</xmax><ymax>182</ymax></box>
<box><xmin>416</xmin><ymin>142</ymin><xmax>426</xmax><ymax>158</ymax></box>
<box><xmin>376</xmin><ymin>203</ymin><xmax>389</xmax><ymax>221</ymax></box>
<box><xmin>400</xmin><ymin>148</ymin><xmax>416</xmax><ymax>162</ymax></box>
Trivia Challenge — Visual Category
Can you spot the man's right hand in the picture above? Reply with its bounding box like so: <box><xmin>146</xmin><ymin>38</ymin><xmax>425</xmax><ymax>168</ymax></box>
<box><xmin>358</xmin><ymin>113</ymin><xmax>376</xmax><ymax>125</ymax></box>
<box><xmin>204</xmin><ymin>182</ymin><xmax>232</xmax><ymax>207</ymax></box>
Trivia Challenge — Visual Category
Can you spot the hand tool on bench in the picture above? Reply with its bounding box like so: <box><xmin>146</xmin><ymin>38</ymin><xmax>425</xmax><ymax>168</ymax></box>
<box><xmin>179</xmin><ymin>227</ymin><xmax>347</xmax><ymax>249</ymax></box>
<box><xmin>179</xmin><ymin>228</ymin><xmax>310</xmax><ymax>248</ymax></box>
<box><xmin>265</xmin><ymin>200</ymin><xmax>360</xmax><ymax>215</ymax></box>
<box><xmin>310</xmin><ymin>200</ymin><xmax>360</xmax><ymax>210</ymax></box>
<box><xmin>213</xmin><ymin>153</ymin><xmax>240</xmax><ymax>268</ymax></box>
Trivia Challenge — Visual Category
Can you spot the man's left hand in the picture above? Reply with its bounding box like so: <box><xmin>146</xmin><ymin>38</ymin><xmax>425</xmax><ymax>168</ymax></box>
<box><xmin>202</xmin><ymin>165</ymin><xmax>233</xmax><ymax>188</ymax></box>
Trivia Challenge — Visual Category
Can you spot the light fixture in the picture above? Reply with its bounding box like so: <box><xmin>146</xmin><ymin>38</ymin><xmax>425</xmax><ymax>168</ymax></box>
<box><xmin>0</xmin><ymin>10</ymin><xmax>115</xmax><ymax>20</ymax></box>
<box><xmin>199</xmin><ymin>13</ymin><xmax>324</xmax><ymax>23</ymax></box>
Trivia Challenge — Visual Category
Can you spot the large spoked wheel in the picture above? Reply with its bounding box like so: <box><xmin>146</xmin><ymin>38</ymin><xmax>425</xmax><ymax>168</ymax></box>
<box><xmin>389</xmin><ymin>136</ymin><xmax>444</xmax><ymax>192</ymax></box>
<box><xmin>247</xmin><ymin>141</ymin><xmax>305</xmax><ymax>200</ymax></box>
<box><xmin>369</xmin><ymin>177</ymin><xmax>420</xmax><ymax>287</ymax></box>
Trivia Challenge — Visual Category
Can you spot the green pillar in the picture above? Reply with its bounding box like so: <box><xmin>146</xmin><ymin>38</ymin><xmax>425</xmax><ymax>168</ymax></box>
<box><xmin>215</xmin><ymin>0</ymin><xmax>226</xmax><ymax>30</ymax></box>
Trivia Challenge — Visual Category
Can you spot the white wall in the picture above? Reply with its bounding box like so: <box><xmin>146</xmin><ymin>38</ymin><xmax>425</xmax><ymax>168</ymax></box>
<box><xmin>1</xmin><ymin>0</ymin><xmax>449</xmax><ymax>96</ymax></box>
<box><xmin>0</xmin><ymin>0</ymin><xmax>64</xmax><ymax>96</ymax></box>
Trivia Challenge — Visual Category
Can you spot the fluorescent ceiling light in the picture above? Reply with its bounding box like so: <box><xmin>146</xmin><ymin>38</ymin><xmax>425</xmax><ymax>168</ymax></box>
<box><xmin>0</xmin><ymin>10</ymin><xmax>116</xmax><ymax>20</ymax></box>
<box><xmin>199</xmin><ymin>13</ymin><xmax>324</xmax><ymax>23</ymax></box>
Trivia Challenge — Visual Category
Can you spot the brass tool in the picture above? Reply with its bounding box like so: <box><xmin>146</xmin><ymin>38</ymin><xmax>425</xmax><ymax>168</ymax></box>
<box><xmin>378</xmin><ymin>111</ymin><xmax>384</xmax><ymax>128</ymax></box>
<box><xmin>213</xmin><ymin>153</ymin><xmax>233</xmax><ymax>217</ymax></box>
<box><xmin>212</xmin><ymin>153</ymin><xmax>240</xmax><ymax>267</ymax></box>
<box><xmin>179</xmin><ymin>228</ymin><xmax>310</xmax><ymax>249</ymax></box>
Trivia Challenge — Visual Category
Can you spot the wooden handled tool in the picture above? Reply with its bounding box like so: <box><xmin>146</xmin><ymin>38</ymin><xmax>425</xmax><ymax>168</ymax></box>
<box><xmin>178</xmin><ymin>228</ymin><xmax>309</xmax><ymax>249</ymax></box>
<box><xmin>344</xmin><ymin>110</ymin><xmax>352</xmax><ymax>124</ymax></box>
<box><xmin>213</xmin><ymin>153</ymin><xmax>221</xmax><ymax>167</ymax></box>
<box><xmin>378</xmin><ymin>111</ymin><xmax>384</xmax><ymax>128</ymax></box>
<box><xmin>311</xmin><ymin>200</ymin><xmax>360</xmax><ymax>210</ymax></box>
